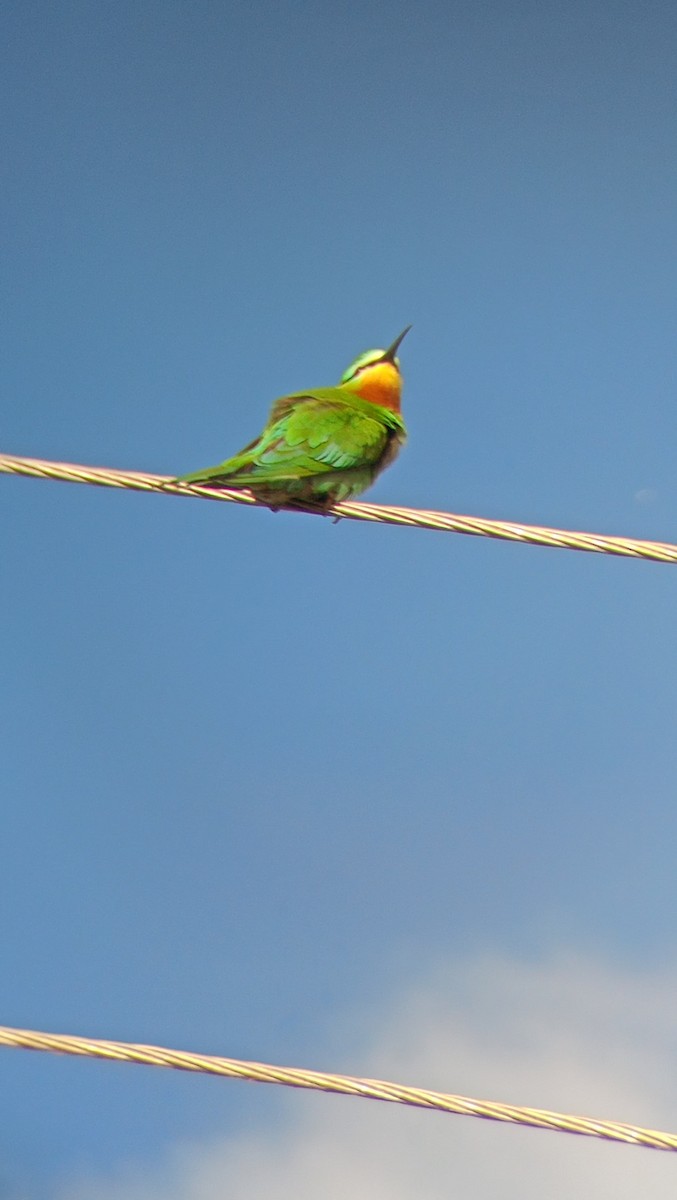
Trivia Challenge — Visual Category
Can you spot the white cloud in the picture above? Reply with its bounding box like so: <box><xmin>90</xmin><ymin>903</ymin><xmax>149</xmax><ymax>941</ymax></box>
<box><xmin>58</xmin><ymin>952</ymin><xmax>677</xmax><ymax>1199</ymax></box>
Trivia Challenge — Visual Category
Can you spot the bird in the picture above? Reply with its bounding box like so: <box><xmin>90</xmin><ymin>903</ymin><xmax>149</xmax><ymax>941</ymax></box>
<box><xmin>176</xmin><ymin>326</ymin><xmax>411</xmax><ymax>509</ymax></box>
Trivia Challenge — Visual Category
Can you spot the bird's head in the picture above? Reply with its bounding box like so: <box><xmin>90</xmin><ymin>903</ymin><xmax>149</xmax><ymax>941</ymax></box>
<box><xmin>340</xmin><ymin>326</ymin><xmax>411</xmax><ymax>412</ymax></box>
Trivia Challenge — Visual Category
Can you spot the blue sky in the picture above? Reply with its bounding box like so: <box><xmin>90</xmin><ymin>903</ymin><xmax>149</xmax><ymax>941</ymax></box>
<box><xmin>3</xmin><ymin>2</ymin><xmax>677</xmax><ymax>1196</ymax></box>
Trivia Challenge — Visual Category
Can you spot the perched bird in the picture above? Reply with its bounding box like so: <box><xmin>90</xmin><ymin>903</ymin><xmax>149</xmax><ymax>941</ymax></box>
<box><xmin>176</xmin><ymin>326</ymin><xmax>411</xmax><ymax>508</ymax></box>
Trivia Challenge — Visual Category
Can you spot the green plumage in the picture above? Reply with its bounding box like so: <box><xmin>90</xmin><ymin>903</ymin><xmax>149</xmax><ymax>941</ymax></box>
<box><xmin>178</xmin><ymin>386</ymin><xmax>407</xmax><ymax>508</ymax></box>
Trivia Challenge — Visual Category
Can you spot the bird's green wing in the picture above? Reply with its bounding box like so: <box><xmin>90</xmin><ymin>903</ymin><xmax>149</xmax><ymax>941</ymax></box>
<box><xmin>180</xmin><ymin>390</ymin><xmax>403</xmax><ymax>486</ymax></box>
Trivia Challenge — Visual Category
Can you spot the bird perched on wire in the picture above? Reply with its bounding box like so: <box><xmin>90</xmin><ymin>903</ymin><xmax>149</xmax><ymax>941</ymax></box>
<box><xmin>175</xmin><ymin>326</ymin><xmax>411</xmax><ymax>509</ymax></box>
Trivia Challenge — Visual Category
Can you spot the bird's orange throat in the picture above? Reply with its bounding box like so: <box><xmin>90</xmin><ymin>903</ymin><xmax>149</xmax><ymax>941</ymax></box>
<box><xmin>348</xmin><ymin>361</ymin><xmax>402</xmax><ymax>412</ymax></box>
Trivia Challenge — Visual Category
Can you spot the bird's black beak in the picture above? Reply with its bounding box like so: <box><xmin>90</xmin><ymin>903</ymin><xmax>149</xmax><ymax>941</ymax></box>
<box><xmin>381</xmin><ymin>325</ymin><xmax>412</xmax><ymax>364</ymax></box>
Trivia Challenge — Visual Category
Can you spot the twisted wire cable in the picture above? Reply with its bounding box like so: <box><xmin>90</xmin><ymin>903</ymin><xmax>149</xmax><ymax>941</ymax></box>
<box><xmin>0</xmin><ymin>1022</ymin><xmax>675</xmax><ymax>1151</ymax></box>
<box><xmin>2</xmin><ymin>451</ymin><xmax>676</xmax><ymax>562</ymax></box>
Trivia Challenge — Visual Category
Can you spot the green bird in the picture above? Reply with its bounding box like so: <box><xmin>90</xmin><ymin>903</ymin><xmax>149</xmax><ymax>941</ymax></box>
<box><xmin>176</xmin><ymin>326</ymin><xmax>411</xmax><ymax>508</ymax></box>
